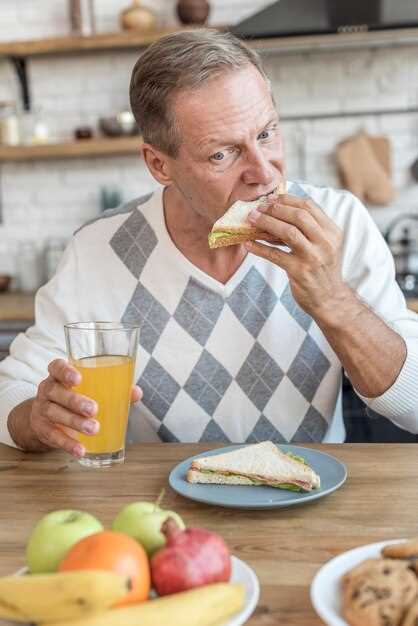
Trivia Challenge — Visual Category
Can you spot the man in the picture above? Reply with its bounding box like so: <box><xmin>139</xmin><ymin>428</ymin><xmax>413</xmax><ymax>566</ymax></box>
<box><xmin>1</xmin><ymin>30</ymin><xmax>417</xmax><ymax>459</ymax></box>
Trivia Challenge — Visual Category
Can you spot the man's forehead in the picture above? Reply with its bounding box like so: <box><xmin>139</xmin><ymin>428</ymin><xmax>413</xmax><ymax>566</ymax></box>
<box><xmin>195</xmin><ymin>108</ymin><xmax>278</xmax><ymax>151</ymax></box>
<box><xmin>172</xmin><ymin>67</ymin><xmax>277</xmax><ymax>147</ymax></box>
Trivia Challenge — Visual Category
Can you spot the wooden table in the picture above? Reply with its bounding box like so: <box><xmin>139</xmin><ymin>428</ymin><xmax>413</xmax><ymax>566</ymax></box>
<box><xmin>1</xmin><ymin>443</ymin><xmax>418</xmax><ymax>625</ymax></box>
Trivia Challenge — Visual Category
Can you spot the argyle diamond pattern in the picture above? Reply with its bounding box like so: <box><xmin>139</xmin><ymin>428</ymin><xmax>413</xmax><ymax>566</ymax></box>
<box><xmin>108</xmin><ymin>192</ymin><xmax>337</xmax><ymax>444</ymax></box>
<box><xmin>280</xmin><ymin>284</ymin><xmax>312</xmax><ymax>332</ymax></box>
<box><xmin>174</xmin><ymin>278</ymin><xmax>224</xmax><ymax>346</ymax></box>
<box><xmin>184</xmin><ymin>349</ymin><xmax>233</xmax><ymax>416</ymax></box>
<box><xmin>110</xmin><ymin>209</ymin><xmax>157</xmax><ymax>279</ymax></box>
<box><xmin>227</xmin><ymin>267</ymin><xmax>278</xmax><ymax>337</ymax></box>
<box><xmin>236</xmin><ymin>342</ymin><xmax>284</xmax><ymax>411</ymax></box>
<box><xmin>287</xmin><ymin>335</ymin><xmax>331</xmax><ymax>403</ymax></box>
<box><xmin>122</xmin><ymin>283</ymin><xmax>170</xmax><ymax>354</ymax></box>
<box><xmin>140</xmin><ymin>357</ymin><xmax>181</xmax><ymax>421</ymax></box>
<box><xmin>246</xmin><ymin>415</ymin><xmax>288</xmax><ymax>443</ymax></box>
<box><xmin>292</xmin><ymin>405</ymin><xmax>329</xmax><ymax>442</ymax></box>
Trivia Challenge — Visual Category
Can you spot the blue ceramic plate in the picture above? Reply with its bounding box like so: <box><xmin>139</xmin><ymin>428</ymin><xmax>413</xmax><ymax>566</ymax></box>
<box><xmin>169</xmin><ymin>444</ymin><xmax>347</xmax><ymax>509</ymax></box>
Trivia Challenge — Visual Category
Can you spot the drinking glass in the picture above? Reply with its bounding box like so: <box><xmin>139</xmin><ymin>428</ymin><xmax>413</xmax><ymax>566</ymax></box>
<box><xmin>64</xmin><ymin>322</ymin><xmax>139</xmax><ymax>467</ymax></box>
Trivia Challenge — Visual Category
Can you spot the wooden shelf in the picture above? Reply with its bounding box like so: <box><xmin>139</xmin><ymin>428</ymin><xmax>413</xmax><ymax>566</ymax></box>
<box><xmin>0</xmin><ymin>136</ymin><xmax>143</xmax><ymax>162</ymax></box>
<box><xmin>0</xmin><ymin>26</ymin><xmax>222</xmax><ymax>58</ymax></box>
<box><xmin>0</xmin><ymin>26</ymin><xmax>418</xmax><ymax>59</ymax></box>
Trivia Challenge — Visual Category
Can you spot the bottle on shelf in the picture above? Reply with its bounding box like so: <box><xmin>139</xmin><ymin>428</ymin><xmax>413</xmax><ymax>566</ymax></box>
<box><xmin>69</xmin><ymin>0</ymin><xmax>96</xmax><ymax>36</ymax></box>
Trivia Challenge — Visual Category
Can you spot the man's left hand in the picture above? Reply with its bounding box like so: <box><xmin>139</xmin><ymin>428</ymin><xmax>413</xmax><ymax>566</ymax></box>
<box><xmin>246</xmin><ymin>194</ymin><xmax>349</xmax><ymax>318</ymax></box>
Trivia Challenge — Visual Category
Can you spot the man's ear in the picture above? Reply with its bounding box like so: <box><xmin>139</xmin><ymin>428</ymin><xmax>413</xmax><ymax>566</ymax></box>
<box><xmin>141</xmin><ymin>143</ymin><xmax>173</xmax><ymax>186</ymax></box>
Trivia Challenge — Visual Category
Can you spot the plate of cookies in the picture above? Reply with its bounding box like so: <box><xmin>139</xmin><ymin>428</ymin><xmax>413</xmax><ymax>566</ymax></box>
<box><xmin>310</xmin><ymin>537</ymin><xmax>418</xmax><ymax>626</ymax></box>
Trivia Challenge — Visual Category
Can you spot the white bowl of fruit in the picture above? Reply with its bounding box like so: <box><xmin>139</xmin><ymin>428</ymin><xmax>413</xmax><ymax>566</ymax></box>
<box><xmin>0</xmin><ymin>497</ymin><xmax>259</xmax><ymax>626</ymax></box>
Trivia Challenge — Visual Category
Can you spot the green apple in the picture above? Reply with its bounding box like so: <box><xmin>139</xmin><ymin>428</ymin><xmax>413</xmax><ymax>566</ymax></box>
<box><xmin>26</xmin><ymin>510</ymin><xmax>103</xmax><ymax>573</ymax></box>
<box><xmin>112</xmin><ymin>502</ymin><xmax>185</xmax><ymax>555</ymax></box>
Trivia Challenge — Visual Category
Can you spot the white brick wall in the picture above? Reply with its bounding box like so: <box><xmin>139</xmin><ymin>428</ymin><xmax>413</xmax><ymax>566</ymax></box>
<box><xmin>0</xmin><ymin>0</ymin><xmax>418</xmax><ymax>286</ymax></box>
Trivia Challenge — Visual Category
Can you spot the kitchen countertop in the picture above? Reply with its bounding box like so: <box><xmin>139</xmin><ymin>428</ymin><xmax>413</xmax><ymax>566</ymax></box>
<box><xmin>407</xmin><ymin>298</ymin><xmax>418</xmax><ymax>313</ymax></box>
<box><xmin>1</xmin><ymin>442</ymin><xmax>417</xmax><ymax>625</ymax></box>
<box><xmin>0</xmin><ymin>292</ymin><xmax>35</xmax><ymax>321</ymax></box>
<box><xmin>1</xmin><ymin>292</ymin><xmax>418</xmax><ymax>322</ymax></box>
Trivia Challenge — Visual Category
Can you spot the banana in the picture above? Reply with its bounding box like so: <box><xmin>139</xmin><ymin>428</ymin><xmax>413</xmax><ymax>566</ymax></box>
<box><xmin>0</xmin><ymin>569</ymin><xmax>130</xmax><ymax>623</ymax></box>
<box><xmin>44</xmin><ymin>582</ymin><xmax>245</xmax><ymax>626</ymax></box>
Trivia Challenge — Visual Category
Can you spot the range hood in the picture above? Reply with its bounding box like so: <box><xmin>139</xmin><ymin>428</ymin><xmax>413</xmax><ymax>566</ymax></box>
<box><xmin>231</xmin><ymin>0</ymin><xmax>418</xmax><ymax>39</ymax></box>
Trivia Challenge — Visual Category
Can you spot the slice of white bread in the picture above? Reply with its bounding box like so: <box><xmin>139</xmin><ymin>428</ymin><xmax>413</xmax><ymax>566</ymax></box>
<box><xmin>186</xmin><ymin>441</ymin><xmax>320</xmax><ymax>491</ymax></box>
<box><xmin>212</xmin><ymin>198</ymin><xmax>269</xmax><ymax>234</ymax></box>
<box><xmin>187</xmin><ymin>470</ymin><xmax>255</xmax><ymax>486</ymax></box>
<box><xmin>208</xmin><ymin>182</ymin><xmax>286</xmax><ymax>249</ymax></box>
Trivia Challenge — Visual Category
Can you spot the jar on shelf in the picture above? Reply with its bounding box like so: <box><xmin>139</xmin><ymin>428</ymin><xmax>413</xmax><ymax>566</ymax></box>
<box><xmin>69</xmin><ymin>0</ymin><xmax>96</xmax><ymax>36</ymax></box>
<box><xmin>0</xmin><ymin>102</ymin><xmax>20</xmax><ymax>146</ymax></box>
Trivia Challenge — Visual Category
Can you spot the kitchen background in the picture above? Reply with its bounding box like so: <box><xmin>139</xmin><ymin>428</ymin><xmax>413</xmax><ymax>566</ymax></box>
<box><xmin>1</xmin><ymin>0</ymin><xmax>418</xmax><ymax>441</ymax></box>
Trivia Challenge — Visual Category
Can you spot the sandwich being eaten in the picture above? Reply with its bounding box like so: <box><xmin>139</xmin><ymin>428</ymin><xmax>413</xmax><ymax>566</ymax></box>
<box><xmin>208</xmin><ymin>183</ymin><xmax>286</xmax><ymax>249</ymax></box>
<box><xmin>186</xmin><ymin>441</ymin><xmax>320</xmax><ymax>492</ymax></box>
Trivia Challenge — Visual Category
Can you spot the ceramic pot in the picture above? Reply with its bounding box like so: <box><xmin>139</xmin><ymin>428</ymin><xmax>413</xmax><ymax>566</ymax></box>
<box><xmin>177</xmin><ymin>0</ymin><xmax>210</xmax><ymax>25</ymax></box>
<box><xmin>120</xmin><ymin>0</ymin><xmax>157</xmax><ymax>32</ymax></box>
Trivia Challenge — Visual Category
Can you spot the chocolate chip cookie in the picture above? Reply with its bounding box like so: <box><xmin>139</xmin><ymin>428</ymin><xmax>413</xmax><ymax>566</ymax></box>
<box><xmin>382</xmin><ymin>540</ymin><xmax>418</xmax><ymax>562</ymax></box>
<box><xmin>401</xmin><ymin>599</ymin><xmax>418</xmax><ymax>626</ymax></box>
<box><xmin>342</xmin><ymin>559</ymin><xmax>417</xmax><ymax>626</ymax></box>
<box><xmin>343</xmin><ymin>559</ymin><xmax>412</xmax><ymax>589</ymax></box>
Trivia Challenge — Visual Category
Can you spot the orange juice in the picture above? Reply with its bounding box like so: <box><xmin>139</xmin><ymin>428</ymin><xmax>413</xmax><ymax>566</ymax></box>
<box><xmin>71</xmin><ymin>355</ymin><xmax>134</xmax><ymax>454</ymax></box>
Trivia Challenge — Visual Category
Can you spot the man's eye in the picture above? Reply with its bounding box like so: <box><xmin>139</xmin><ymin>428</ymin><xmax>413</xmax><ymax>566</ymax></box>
<box><xmin>211</xmin><ymin>151</ymin><xmax>225</xmax><ymax>162</ymax></box>
<box><xmin>258</xmin><ymin>130</ymin><xmax>271</xmax><ymax>140</ymax></box>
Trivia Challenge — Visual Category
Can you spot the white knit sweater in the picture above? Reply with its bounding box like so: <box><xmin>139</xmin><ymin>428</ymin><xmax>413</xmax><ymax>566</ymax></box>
<box><xmin>1</xmin><ymin>181</ymin><xmax>418</xmax><ymax>447</ymax></box>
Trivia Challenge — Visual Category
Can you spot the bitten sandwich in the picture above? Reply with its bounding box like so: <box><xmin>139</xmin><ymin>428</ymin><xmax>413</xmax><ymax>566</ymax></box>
<box><xmin>208</xmin><ymin>183</ymin><xmax>286</xmax><ymax>249</ymax></box>
<box><xmin>186</xmin><ymin>441</ymin><xmax>320</xmax><ymax>492</ymax></box>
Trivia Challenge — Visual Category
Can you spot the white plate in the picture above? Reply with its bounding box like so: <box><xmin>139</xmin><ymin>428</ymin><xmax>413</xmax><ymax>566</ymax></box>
<box><xmin>310</xmin><ymin>538</ymin><xmax>406</xmax><ymax>626</ymax></box>
<box><xmin>7</xmin><ymin>555</ymin><xmax>259</xmax><ymax>626</ymax></box>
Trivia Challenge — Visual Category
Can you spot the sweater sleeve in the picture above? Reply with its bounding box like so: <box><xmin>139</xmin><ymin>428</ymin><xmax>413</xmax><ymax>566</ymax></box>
<box><xmin>339</xmin><ymin>192</ymin><xmax>418</xmax><ymax>433</ymax></box>
<box><xmin>0</xmin><ymin>238</ymin><xmax>81</xmax><ymax>447</ymax></box>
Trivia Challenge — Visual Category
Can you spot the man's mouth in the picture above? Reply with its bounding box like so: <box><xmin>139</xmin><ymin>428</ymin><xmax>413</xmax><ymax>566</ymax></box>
<box><xmin>255</xmin><ymin>187</ymin><xmax>278</xmax><ymax>201</ymax></box>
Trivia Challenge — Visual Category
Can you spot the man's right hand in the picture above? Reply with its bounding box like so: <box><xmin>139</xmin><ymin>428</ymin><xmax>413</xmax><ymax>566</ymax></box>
<box><xmin>8</xmin><ymin>359</ymin><xmax>142</xmax><ymax>456</ymax></box>
<box><xmin>29</xmin><ymin>359</ymin><xmax>99</xmax><ymax>459</ymax></box>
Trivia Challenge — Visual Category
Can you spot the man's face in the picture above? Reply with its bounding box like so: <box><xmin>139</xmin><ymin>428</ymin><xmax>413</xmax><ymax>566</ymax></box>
<box><xmin>167</xmin><ymin>65</ymin><xmax>286</xmax><ymax>224</ymax></box>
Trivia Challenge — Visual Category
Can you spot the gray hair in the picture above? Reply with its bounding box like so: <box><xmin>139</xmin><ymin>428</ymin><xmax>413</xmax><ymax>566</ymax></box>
<box><xmin>129</xmin><ymin>29</ymin><xmax>269</xmax><ymax>157</ymax></box>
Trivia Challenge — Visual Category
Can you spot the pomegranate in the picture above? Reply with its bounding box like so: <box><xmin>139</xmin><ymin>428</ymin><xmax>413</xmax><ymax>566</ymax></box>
<box><xmin>150</xmin><ymin>518</ymin><xmax>231</xmax><ymax>596</ymax></box>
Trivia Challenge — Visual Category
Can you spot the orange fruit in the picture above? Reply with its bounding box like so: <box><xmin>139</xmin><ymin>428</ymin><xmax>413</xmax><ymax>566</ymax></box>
<box><xmin>58</xmin><ymin>530</ymin><xmax>150</xmax><ymax>606</ymax></box>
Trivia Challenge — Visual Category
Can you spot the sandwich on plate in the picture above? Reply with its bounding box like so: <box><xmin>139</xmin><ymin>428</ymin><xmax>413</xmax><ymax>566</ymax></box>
<box><xmin>186</xmin><ymin>441</ymin><xmax>320</xmax><ymax>492</ymax></box>
<box><xmin>208</xmin><ymin>182</ymin><xmax>286</xmax><ymax>249</ymax></box>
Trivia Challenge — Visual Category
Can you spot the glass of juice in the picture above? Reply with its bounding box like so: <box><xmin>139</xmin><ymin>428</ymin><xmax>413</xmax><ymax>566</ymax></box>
<box><xmin>64</xmin><ymin>321</ymin><xmax>140</xmax><ymax>468</ymax></box>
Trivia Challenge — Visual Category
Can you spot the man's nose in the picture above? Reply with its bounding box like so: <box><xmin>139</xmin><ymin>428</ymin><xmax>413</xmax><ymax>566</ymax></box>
<box><xmin>242</xmin><ymin>146</ymin><xmax>275</xmax><ymax>186</ymax></box>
